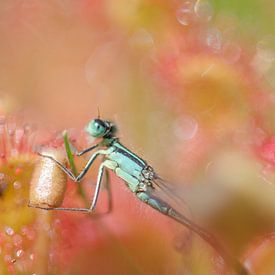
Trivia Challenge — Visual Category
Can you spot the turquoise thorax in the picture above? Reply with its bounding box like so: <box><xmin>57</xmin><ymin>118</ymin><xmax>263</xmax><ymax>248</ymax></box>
<box><xmin>107</xmin><ymin>141</ymin><xmax>147</xmax><ymax>180</ymax></box>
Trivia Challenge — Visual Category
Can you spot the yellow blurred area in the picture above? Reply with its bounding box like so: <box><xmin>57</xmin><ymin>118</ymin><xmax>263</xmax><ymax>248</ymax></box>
<box><xmin>178</xmin><ymin>55</ymin><xmax>249</xmax><ymax>132</ymax></box>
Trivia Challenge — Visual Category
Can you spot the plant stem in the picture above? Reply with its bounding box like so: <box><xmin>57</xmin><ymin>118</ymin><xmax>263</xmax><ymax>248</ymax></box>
<box><xmin>63</xmin><ymin>130</ymin><xmax>89</xmax><ymax>207</ymax></box>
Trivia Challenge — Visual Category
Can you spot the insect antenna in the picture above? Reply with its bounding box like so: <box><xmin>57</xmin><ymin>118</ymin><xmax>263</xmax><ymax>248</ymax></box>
<box><xmin>97</xmin><ymin>107</ymin><xmax>101</xmax><ymax>119</ymax></box>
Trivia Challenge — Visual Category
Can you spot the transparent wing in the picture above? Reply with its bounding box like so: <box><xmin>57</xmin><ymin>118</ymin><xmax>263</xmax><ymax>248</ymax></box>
<box><xmin>151</xmin><ymin>174</ymin><xmax>247</xmax><ymax>274</ymax></box>
<box><xmin>152</xmin><ymin>174</ymin><xmax>194</xmax><ymax>221</ymax></box>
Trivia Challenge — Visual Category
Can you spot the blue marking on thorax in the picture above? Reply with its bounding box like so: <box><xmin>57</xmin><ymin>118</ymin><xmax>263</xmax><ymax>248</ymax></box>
<box><xmin>107</xmin><ymin>142</ymin><xmax>146</xmax><ymax>179</ymax></box>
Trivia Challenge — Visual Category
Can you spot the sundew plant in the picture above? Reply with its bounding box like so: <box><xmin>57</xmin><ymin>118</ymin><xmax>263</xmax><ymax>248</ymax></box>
<box><xmin>1</xmin><ymin>0</ymin><xmax>275</xmax><ymax>274</ymax></box>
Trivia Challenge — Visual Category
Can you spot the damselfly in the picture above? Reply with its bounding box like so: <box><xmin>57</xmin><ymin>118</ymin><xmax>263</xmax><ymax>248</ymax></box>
<box><xmin>29</xmin><ymin>118</ymin><xmax>248</xmax><ymax>275</ymax></box>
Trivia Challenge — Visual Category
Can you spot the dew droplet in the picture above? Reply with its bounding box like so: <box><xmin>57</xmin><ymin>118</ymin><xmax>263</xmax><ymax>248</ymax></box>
<box><xmin>176</xmin><ymin>2</ymin><xmax>194</xmax><ymax>26</ymax></box>
<box><xmin>252</xmin><ymin>36</ymin><xmax>275</xmax><ymax>74</ymax></box>
<box><xmin>13</xmin><ymin>181</ymin><xmax>22</xmax><ymax>190</ymax></box>
<box><xmin>264</xmin><ymin>61</ymin><xmax>275</xmax><ymax>87</ymax></box>
<box><xmin>5</xmin><ymin>226</ymin><xmax>14</xmax><ymax>236</ymax></box>
<box><xmin>256</xmin><ymin>35</ymin><xmax>275</xmax><ymax>61</ymax></box>
<box><xmin>129</xmin><ymin>28</ymin><xmax>154</xmax><ymax>49</ymax></box>
<box><xmin>222</xmin><ymin>42</ymin><xmax>241</xmax><ymax>63</ymax></box>
<box><xmin>16</xmin><ymin>249</ymin><xmax>24</xmax><ymax>258</ymax></box>
<box><xmin>194</xmin><ymin>0</ymin><xmax>213</xmax><ymax>22</ymax></box>
<box><xmin>205</xmin><ymin>28</ymin><xmax>222</xmax><ymax>52</ymax></box>
<box><xmin>173</xmin><ymin>115</ymin><xmax>198</xmax><ymax>141</ymax></box>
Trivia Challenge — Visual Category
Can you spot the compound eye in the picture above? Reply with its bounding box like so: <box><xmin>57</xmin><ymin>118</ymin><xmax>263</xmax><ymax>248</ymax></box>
<box><xmin>93</xmin><ymin>120</ymin><xmax>107</xmax><ymax>137</ymax></box>
<box><xmin>95</xmin><ymin>122</ymin><xmax>101</xmax><ymax>130</ymax></box>
<box><xmin>85</xmin><ymin>119</ymin><xmax>106</xmax><ymax>137</ymax></box>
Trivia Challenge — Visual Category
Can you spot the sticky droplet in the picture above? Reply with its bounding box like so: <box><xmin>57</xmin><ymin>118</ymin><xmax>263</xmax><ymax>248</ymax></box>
<box><xmin>5</xmin><ymin>226</ymin><xmax>14</xmax><ymax>236</ymax></box>
<box><xmin>16</xmin><ymin>249</ymin><xmax>24</xmax><ymax>258</ymax></box>
<box><xmin>194</xmin><ymin>0</ymin><xmax>213</xmax><ymax>22</ymax></box>
<box><xmin>176</xmin><ymin>2</ymin><xmax>194</xmax><ymax>26</ymax></box>
<box><xmin>29</xmin><ymin>253</ymin><xmax>34</xmax><ymax>261</ymax></box>
<box><xmin>13</xmin><ymin>181</ymin><xmax>22</xmax><ymax>190</ymax></box>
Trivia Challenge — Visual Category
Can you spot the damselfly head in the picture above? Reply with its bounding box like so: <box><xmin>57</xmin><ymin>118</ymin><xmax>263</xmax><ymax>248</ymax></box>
<box><xmin>85</xmin><ymin>118</ymin><xmax>116</xmax><ymax>138</ymax></box>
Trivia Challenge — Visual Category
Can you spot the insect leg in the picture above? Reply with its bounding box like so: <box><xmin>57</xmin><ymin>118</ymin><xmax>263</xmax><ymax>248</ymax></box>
<box><xmin>28</xmin><ymin>204</ymin><xmax>91</xmax><ymax>212</ymax></box>
<box><xmin>75</xmin><ymin>147</ymin><xmax>114</xmax><ymax>182</ymax></box>
<box><xmin>76</xmin><ymin>144</ymin><xmax>99</xmax><ymax>156</ymax></box>
<box><xmin>104</xmin><ymin>169</ymin><xmax>113</xmax><ymax>214</ymax></box>
<box><xmin>63</xmin><ymin>130</ymin><xmax>98</xmax><ymax>157</ymax></box>
<box><xmin>89</xmin><ymin>162</ymin><xmax>104</xmax><ymax>211</ymax></box>
<box><xmin>37</xmin><ymin>152</ymin><xmax>75</xmax><ymax>179</ymax></box>
<box><xmin>38</xmin><ymin>147</ymin><xmax>114</xmax><ymax>182</ymax></box>
<box><xmin>89</xmin><ymin>159</ymin><xmax>117</xmax><ymax>211</ymax></box>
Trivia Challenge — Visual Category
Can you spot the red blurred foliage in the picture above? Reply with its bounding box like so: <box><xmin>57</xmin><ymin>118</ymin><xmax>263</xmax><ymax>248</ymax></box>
<box><xmin>259</xmin><ymin>137</ymin><xmax>275</xmax><ymax>166</ymax></box>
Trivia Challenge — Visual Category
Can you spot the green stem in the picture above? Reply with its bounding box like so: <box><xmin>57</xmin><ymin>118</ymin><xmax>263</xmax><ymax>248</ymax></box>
<box><xmin>63</xmin><ymin>130</ymin><xmax>89</xmax><ymax>207</ymax></box>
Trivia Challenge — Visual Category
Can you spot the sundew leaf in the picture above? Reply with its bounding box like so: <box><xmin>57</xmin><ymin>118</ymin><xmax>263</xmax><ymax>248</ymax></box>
<box><xmin>0</xmin><ymin>155</ymin><xmax>35</xmax><ymax>230</ymax></box>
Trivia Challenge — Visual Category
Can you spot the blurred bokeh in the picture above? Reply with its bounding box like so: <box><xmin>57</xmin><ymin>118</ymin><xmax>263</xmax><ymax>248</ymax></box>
<box><xmin>1</xmin><ymin>0</ymin><xmax>275</xmax><ymax>274</ymax></box>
